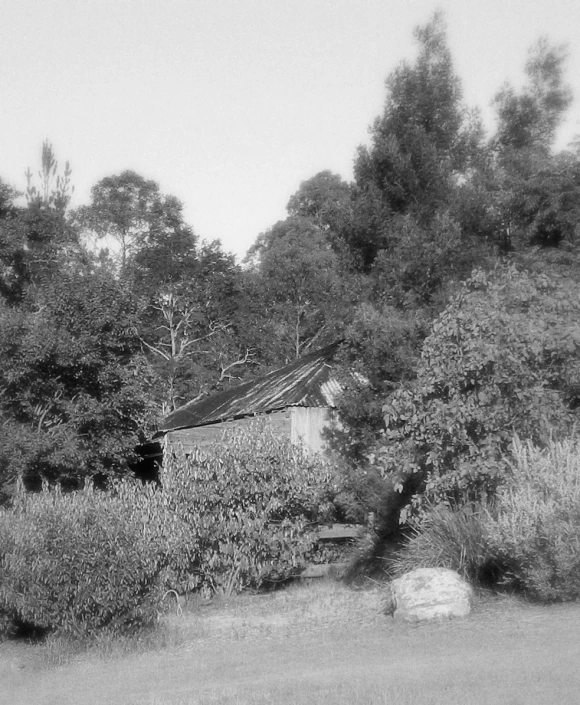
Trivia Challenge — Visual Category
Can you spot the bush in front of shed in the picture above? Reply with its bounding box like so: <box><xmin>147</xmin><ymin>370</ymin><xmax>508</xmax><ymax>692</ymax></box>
<box><xmin>0</xmin><ymin>423</ymin><xmax>336</xmax><ymax>639</ymax></box>
<box><xmin>160</xmin><ymin>422</ymin><xmax>336</xmax><ymax>596</ymax></box>
<box><xmin>0</xmin><ymin>479</ymin><xmax>166</xmax><ymax>638</ymax></box>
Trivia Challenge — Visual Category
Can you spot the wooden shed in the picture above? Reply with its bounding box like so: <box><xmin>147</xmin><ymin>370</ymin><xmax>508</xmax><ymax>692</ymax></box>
<box><xmin>157</xmin><ymin>342</ymin><xmax>348</xmax><ymax>457</ymax></box>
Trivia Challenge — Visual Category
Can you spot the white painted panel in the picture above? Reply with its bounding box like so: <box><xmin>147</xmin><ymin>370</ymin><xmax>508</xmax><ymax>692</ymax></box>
<box><xmin>290</xmin><ymin>407</ymin><xmax>334</xmax><ymax>455</ymax></box>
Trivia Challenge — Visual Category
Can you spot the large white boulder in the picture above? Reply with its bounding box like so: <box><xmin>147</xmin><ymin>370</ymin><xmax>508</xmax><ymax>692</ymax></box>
<box><xmin>385</xmin><ymin>567</ymin><xmax>473</xmax><ymax>622</ymax></box>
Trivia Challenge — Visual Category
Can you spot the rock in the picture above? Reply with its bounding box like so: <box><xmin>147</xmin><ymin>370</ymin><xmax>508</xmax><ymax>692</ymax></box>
<box><xmin>386</xmin><ymin>567</ymin><xmax>473</xmax><ymax>622</ymax></box>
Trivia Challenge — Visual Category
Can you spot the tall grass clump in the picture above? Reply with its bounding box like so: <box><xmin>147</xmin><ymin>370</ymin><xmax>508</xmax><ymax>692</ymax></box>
<box><xmin>388</xmin><ymin>504</ymin><xmax>498</xmax><ymax>584</ymax></box>
<box><xmin>486</xmin><ymin>436</ymin><xmax>580</xmax><ymax>601</ymax></box>
<box><xmin>0</xmin><ymin>479</ymin><xmax>165</xmax><ymax>638</ymax></box>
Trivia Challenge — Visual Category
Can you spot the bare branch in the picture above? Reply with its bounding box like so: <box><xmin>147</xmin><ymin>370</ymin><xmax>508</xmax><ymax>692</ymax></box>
<box><xmin>298</xmin><ymin>325</ymin><xmax>327</xmax><ymax>356</ymax></box>
<box><xmin>139</xmin><ymin>338</ymin><xmax>171</xmax><ymax>361</ymax></box>
<box><xmin>219</xmin><ymin>349</ymin><xmax>256</xmax><ymax>382</ymax></box>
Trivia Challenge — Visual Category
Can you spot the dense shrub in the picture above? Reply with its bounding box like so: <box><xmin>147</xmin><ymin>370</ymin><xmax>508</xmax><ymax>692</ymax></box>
<box><xmin>158</xmin><ymin>423</ymin><xmax>336</xmax><ymax>596</ymax></box>
<box><xmin>0</xmin><ymin>423</ymin><xmax>335</xmax><ymax>638</ymax></box>
<box><xmin>391</xmin><ymin>437</ymin><xmax>580</xmax><ymax>602</ymax></box>
<box><xmin>487</xmin><ymin>436</ymin><xmax>580</xmax><ymax>601</ymax></box>
<box><xmin>0</xmin><ymin>480</ymin><xmax>165</xmax><ymax>637</ymax></box>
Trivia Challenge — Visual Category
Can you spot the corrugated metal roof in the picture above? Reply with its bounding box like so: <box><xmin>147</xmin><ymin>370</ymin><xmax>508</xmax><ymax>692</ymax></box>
<box><xmin>158</xmin><ymin>342</ymin><xmax>344</xmax><ymax>434</ymax></box>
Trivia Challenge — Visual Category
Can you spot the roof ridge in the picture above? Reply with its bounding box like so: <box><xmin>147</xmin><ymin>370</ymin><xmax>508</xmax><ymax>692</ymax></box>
<box><xmin>158</xmin><ymin>340</ymin><xmax>344</xmax><ymax>434</ymax></box>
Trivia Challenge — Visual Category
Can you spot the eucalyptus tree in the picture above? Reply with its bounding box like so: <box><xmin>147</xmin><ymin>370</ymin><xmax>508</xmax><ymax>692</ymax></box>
<box><xmin>490</xmin><ymin>38</ymin><xmax>574</xmax><ymax>249</ymax></box>
<box><xmin>352</xmin><ymin>11</ymin><xmax>480</xmax><ymax>269</ymax></box>
<box><xmin>245</xmin><ymin>216</ymin><xmax>348</xmax><ymax>361</ymax></box>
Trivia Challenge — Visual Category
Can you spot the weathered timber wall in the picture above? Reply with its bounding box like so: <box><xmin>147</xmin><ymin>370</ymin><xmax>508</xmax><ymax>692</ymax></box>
<box><xmin>165</xmin><ymin>406</ymin><xmax>337</xmax><ymax>456</ymax></box>
<box><xmin>166</xmin><ymin>409</ymin><xmax>292</xmax><ymax>455</ymax></box>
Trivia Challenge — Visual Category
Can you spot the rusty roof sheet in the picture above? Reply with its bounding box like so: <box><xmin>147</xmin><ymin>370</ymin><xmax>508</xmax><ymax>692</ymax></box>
<box><xmin>158</xmin><ymin>342</ymin><xmax>344</xmax><ymax>434</ymax></box>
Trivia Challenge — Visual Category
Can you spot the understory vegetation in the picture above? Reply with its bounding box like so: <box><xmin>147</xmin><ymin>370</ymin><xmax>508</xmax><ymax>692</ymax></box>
<box><xmin>390</xmin><ymin>436</ymin><xmax>580</xmax><ymax>602</ymax></box>
<box><xmin>0</xmin><ymin>426</ymin><xmax>333</xmax><ymax>637</ymax></box>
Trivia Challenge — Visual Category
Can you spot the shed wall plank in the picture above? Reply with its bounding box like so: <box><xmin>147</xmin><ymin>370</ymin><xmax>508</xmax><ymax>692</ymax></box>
<box><xmin>167</xmin><ymin>410</ymin><xmax>292</xmax><ymax>454</ymax></box>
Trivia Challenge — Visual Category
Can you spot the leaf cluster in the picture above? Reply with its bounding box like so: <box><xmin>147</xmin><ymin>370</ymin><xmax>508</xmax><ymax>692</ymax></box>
<box><xmin>157</xmin><ymin>423</ymin><xmax>335</xmax><ymax>595</ymax></box>
<box><xmin>0</xmin><ymin>480</ymin><xmax>164</xmax><ymax>637</ymax></box>
<box><xmin>375</xmin><ymin>264</ymin><xmax>579</xmax><ymax>517</ymax></box>
<box><xmin>0</xmin><ymin>269</ymin><xmax>157</xmax><ymax>496</ymax></box>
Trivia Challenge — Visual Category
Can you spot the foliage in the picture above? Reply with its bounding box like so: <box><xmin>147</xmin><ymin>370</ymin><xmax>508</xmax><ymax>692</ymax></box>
<box><xmin>370</xmin><ymin>212</ymin><xmax>488</xmax><ymax>308</ymax></box>
<box><xmin>392</xmin><ymin>436</ymin><xmax>580</xmax><ymax>603</ymax></box>
<box><xmin>493</xmin><ymin>39</ymin><xmax>572</xmax><ymax>155</ymax></box>
<box><xmin>328</xmin><ymin>305</ymin><xmax>425</xmax><ymax>465</ymax></box>
<box><xmin>245</xmin><ymin>216</ymin><xmax>348</xmax><ymax>359</ymax></box>
<box><xmin>374</xmin><ymin>263</ymin><xmax>579</xmax><ymax>518</ymax></box>
<box><xmin>0</xmin><ymin>423</ymin><xmax>336</xmax><ymax>638</ymax></box>
<box><xmin>0</xmin><ymin>268</ymin><xmax>157</xmax><ymax>495</ymax></box>
<box><xmin>0</xmin><ymin>479</ymin><xmax>165</xmax><ymax>637</ymax></box>
<box><xmin>157</xmin><ymin>423</ymin><xmax>335</xmax><ymax>596</ymax></box>
<box><xmin>512</xmin><ymin>149</ymin><xmax>580</xmax><ymax>248</ymax></box>
<box><xmin>389</xmin><ymin>504</ymin><xmax>498</xmax><ymax>583</ymax></box>
<box><xmin>486</xmin><ymin>436</ymin><xmax>580</xmax><ymax>601</ymax></box>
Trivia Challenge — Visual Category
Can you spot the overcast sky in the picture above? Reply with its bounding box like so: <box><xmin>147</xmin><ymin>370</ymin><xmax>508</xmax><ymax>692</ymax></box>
<box><xmin>1</xmin><ymin>0</ymin><xmax>579</xmax><ymax>258</ymax></box>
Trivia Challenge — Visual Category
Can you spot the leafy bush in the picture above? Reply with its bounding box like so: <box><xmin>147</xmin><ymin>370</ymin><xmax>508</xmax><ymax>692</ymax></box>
<box><xmin>487</xmin><ymin>436</ymin><xmax>580</xmax><ymax>601</ymax></box>
<box><xmin>0</xmin><ymin>480</ymin><xmax>165</xmax><ymax>638</ymax></box>
<box><xmin>375</xmin><ymin>264</ymin><xmax>579</xmax><ymax>518</ymax></box>
<box><xmin>159</xmin><ymin>423</ymin><xmax>335</xmax><ymax>596</ymax></box>
<box><xmin>0</xmin><ymin>423</ymin><xmax>335</xmax><ymax>638</ymax></box>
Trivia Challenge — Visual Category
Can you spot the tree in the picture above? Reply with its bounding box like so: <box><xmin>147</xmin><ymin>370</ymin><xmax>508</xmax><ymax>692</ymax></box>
<box><xmin>74</xmin><ymin>171</ymin><xmax>195</xmax><ymax>277</ymax></box>
<box><xmin>246</xmin><ymin>216</ymin><xmax>348</xmax><ymax>360</ymax></box>
<box><xmin>0</xmin><ymin>179</ymin><xmax>28</xmax><ymax>304</ymax></box>
<box><xmin>356</xmin><ymin>12</ymin><xmax>466</xmax><ymax>206</ymax></box>
<box><xmin>489</xmin><ymin>39</ymin><xmax>574</xmax><ymax>249</ymax></box>
<box><xmin>328</xmin><ymin>303</ymin><xmax>426</xmax><ymax>465</ymax></box>
<box><xmin>286</xmin><ymin>171</ymin><xmax>352</xmax><ymax>248</ymax></box>
<box><xmin>137</xmin><ymin>239</ymin><xmax>257</xmax><ymax>412</ymax></box>
<box><xmin>373</xmin><ymin>262</ymin><xmax>580</xmax><ymax>521</ymax></box>
<box><xmin>125</xmin><ymin>193</ymin><xmax>198</xmax><ymax>293</ymax></box>
<box><xmin>25</xmin><ymin>140</ymin><xmax>74</xmax><ymax>213</ymax></box>
<box><xmin>0</xmin><ymin>267</ymin><xmax>156</xmax><ymax>500</ymax></box>
<box><xmin>351</xmin><ymin>12</ymin><xmax>481</xmax><ymax>269</ymax></box>
<box><xmin>493</xmin><ymin>39</ymin><xmax>572</xmax><ymax>156</ymax></box>
<box><xmin>0</xmin><ymin>144</ymin><xmax>80</xmax><ymax>303</ymax></box>
<box><xmin>74</xmin><ymin>171</ymin><xmax>251</xmax><ymax>412</ymax></box>
<box><xmin>369</xmin><ymin>212</ymin><xmax>487</xmax><ymax>309</ymax></box>
<box><xmin>516</xmin><ymin>149</ymin><xmax>580</xmax><ymax>247</ymax></box>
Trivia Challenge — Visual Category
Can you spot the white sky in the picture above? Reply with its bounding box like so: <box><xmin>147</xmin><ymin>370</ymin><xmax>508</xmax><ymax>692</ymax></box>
<box><xmin>1</xmin><ymin>0</ymin><xmax>579</xmax><ymax>258</ymax></box>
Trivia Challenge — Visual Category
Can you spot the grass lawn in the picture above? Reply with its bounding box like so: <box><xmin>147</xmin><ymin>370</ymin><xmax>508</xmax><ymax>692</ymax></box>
<box><xmin>1</xmin><ymin>581</ymin><xmax>579</xmax><ymax>704</ymax></box>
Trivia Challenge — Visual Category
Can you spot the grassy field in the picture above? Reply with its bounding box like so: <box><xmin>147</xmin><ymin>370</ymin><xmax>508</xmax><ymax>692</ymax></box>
<box><xmin>1</xmin><ymin>581</ymin><xmax>579</xmax><ymax>704</ymax></box>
